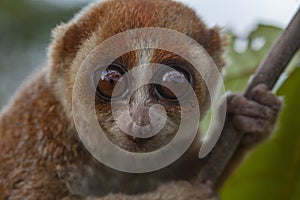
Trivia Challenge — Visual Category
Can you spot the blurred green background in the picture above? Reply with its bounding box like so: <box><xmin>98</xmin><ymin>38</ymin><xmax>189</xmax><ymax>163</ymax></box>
<box><xmin>0</xmin><ymin>0</ymin><xmax>299</xmax><ymax>199</ymax></box>
<box><xmin>0</xmin><ymin>0</ymin><xmax>84</xmax><ymax>107</ymax></box>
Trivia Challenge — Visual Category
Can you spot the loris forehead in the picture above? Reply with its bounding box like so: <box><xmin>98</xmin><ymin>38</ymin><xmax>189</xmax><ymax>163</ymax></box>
<box><xmin>50</xmin><ymin>0</ymin><xmax>225</xmax><ymax>74</ymax></box>
<box><xmin>76</xmin><ymin>0</ymin><xmax>207</xmax><ymax>41</ymax></box>
<box><xmin>111</xmin><ymin>49</ymin><xmax>195</xmax><ymax>83</ymax></box>
<box><xmin>108</xmin><ymin>2</ymin><xmax>203</xmax><ymax>36</ymax></box>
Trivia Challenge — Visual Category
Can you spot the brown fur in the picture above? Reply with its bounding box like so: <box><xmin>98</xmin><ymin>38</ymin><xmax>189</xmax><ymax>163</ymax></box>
<box><xmin>0</xmin><ymin>68</ymin><xmax>78</xmax><ymax>199</ymax></box>
<box><xmin>0</xmin><ymin>0</ymin><xmax>226</xmax><ymax>199</ymax></box>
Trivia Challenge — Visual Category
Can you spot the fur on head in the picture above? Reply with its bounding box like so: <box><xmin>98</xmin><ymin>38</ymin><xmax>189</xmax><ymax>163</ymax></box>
<box><xmin>48</xmin><ymin>0</ymin><xmax>227</xmax><ymax>152</ymax></box>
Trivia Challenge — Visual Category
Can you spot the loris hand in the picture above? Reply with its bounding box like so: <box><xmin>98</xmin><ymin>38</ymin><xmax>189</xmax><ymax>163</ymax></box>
<box><xmin>215</xmin><ymin>83</ymin><xmax>282</xmax><ymax>188</ymax></box>
<box><xmin>227</xmin><ymin>83</ymin><xmax>282</xmax><ymax>148</ymax></box>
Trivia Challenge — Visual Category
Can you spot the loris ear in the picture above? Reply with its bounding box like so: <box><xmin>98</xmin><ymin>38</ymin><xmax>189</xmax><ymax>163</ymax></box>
<box><xmin>48</xmin><ymin>2</ymin><xmax>106</xmax><ymax>73</ymax></box>
<box><xmin>49</xmin><ymin>23</ymin><xmax>80</xmax><ymax>67</ymax></box>
<box><xmin>202</xmin><ymin>27</ymin><xmax>228</xmax><ymax>69</ymax></box>
<box><xmin>49</xmin><ymin>22</ymin><xmax>98</xmax><ymax>70</ymax></box>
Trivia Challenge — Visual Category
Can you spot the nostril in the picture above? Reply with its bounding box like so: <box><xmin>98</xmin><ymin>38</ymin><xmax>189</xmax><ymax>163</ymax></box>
<box><xmin>130</xmin><ymin>109</ymin><xmax>151</xmax><ymax>127</ymax></box>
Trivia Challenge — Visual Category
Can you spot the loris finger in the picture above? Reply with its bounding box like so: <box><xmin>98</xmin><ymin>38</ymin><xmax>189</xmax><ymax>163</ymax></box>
<box><xmin>227</xmin><ymin>94</ymin><xmax>275</xmax><ymax>119</ymax></box>
<box><xmin>232</xmin><ymin>115</ymin><xmax>272</xmax><ymax>134</ymax></box>
<box><xmin>251</xmin><ymin>83</ymin><xmax>282</xmax><ymax>111</ymax></box>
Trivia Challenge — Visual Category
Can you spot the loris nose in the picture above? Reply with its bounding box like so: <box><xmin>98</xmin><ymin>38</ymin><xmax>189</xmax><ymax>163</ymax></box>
<box><xmin>130</xmin><ymin>106</ymin><xmax>151</xmax><ymax>127</ymax></box>
<box><xmin>128</xmin><ymin>85</ymin><xmax>153</xmax><ymax>127</ymax></box>
<box><xmin>125</xmin><ymin>106</ymin><xmax>155</xmax><ymax>143</ymax></box>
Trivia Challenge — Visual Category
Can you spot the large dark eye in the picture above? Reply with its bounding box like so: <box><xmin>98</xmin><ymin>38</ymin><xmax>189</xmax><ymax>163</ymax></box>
<box><xmin>94</xmin><ymin>64</ymin><xmax>128</xmax><ymax>101</ymax></box>
<box><xmin>155</xmin><ymin>66</ymin><xmax>192</xmax><ymax>101</ymax></box>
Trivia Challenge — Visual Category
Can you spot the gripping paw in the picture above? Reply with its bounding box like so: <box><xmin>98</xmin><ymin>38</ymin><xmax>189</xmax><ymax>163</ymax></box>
<box><xmin>227</xmin><ymin>83</ymin><xmax>282</xmax><ymax>146</ymax></box>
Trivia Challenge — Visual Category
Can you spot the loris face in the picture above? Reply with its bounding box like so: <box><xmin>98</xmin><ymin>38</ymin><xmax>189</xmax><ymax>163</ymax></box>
<box><xmin>93</xmin><ymin>49</ymin><xmax>204</xmax><ymax>153</ymax></box>
<box><xmin>49</xmin><ymin>0</ymin><xmax>225</xmax><ymax>154</ymax></box>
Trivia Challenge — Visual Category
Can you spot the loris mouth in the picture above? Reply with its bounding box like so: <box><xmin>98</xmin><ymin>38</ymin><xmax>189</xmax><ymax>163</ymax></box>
<box><xmin>118</xmin><ymin>130</ymin><xmax>176</xmax><ymax>153</ymax></box>
<box><xmin>101</xmin><ymin>121</ymin><xmax>177</xmax><ymax>152</ymax></box>
<box><xmin>110</xmin><ymin>132</ymin><xmax>167</xmax><ymax>153</ymax></box>
<box><xmin>125</xmin><ymin>134</ymin><xmax>155</xmax><ymax>146</ymax></box>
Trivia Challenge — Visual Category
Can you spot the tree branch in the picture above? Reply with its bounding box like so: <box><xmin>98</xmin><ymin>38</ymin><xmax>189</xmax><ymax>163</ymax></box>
<box><xmin>198</xmin><ymin>7</ymin><xmax>300</xmax><ymax>189</ymax></box>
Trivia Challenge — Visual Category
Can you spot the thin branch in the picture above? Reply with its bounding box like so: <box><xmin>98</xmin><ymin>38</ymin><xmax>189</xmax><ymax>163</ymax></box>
<box><xmin>198</xmin><ymin>6</ymin><xmax>300</xmax><ymax>188</ymax></box>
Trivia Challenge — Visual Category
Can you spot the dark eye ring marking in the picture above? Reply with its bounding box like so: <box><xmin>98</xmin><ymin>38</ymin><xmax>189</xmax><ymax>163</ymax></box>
<box><xmin>93</xmin><ymin>64</ymin><xmax>129</xmax><ymax>101</ymax></box>
<box><xmin>154</xmin><ymin>66</ymin><xmax>193</xmax><ymax>102</ymax></box>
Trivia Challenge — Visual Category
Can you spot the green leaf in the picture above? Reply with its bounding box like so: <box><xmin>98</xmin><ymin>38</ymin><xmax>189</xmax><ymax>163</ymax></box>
<box><xmin>221</xmin><ymin>68</ymin><xmax>300</xmax><ymax>200</ymax></box>
<box><xmin>224</xmin><ymin>25</ymin><xmax>282</xmax><ymax>92</ymax></box>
